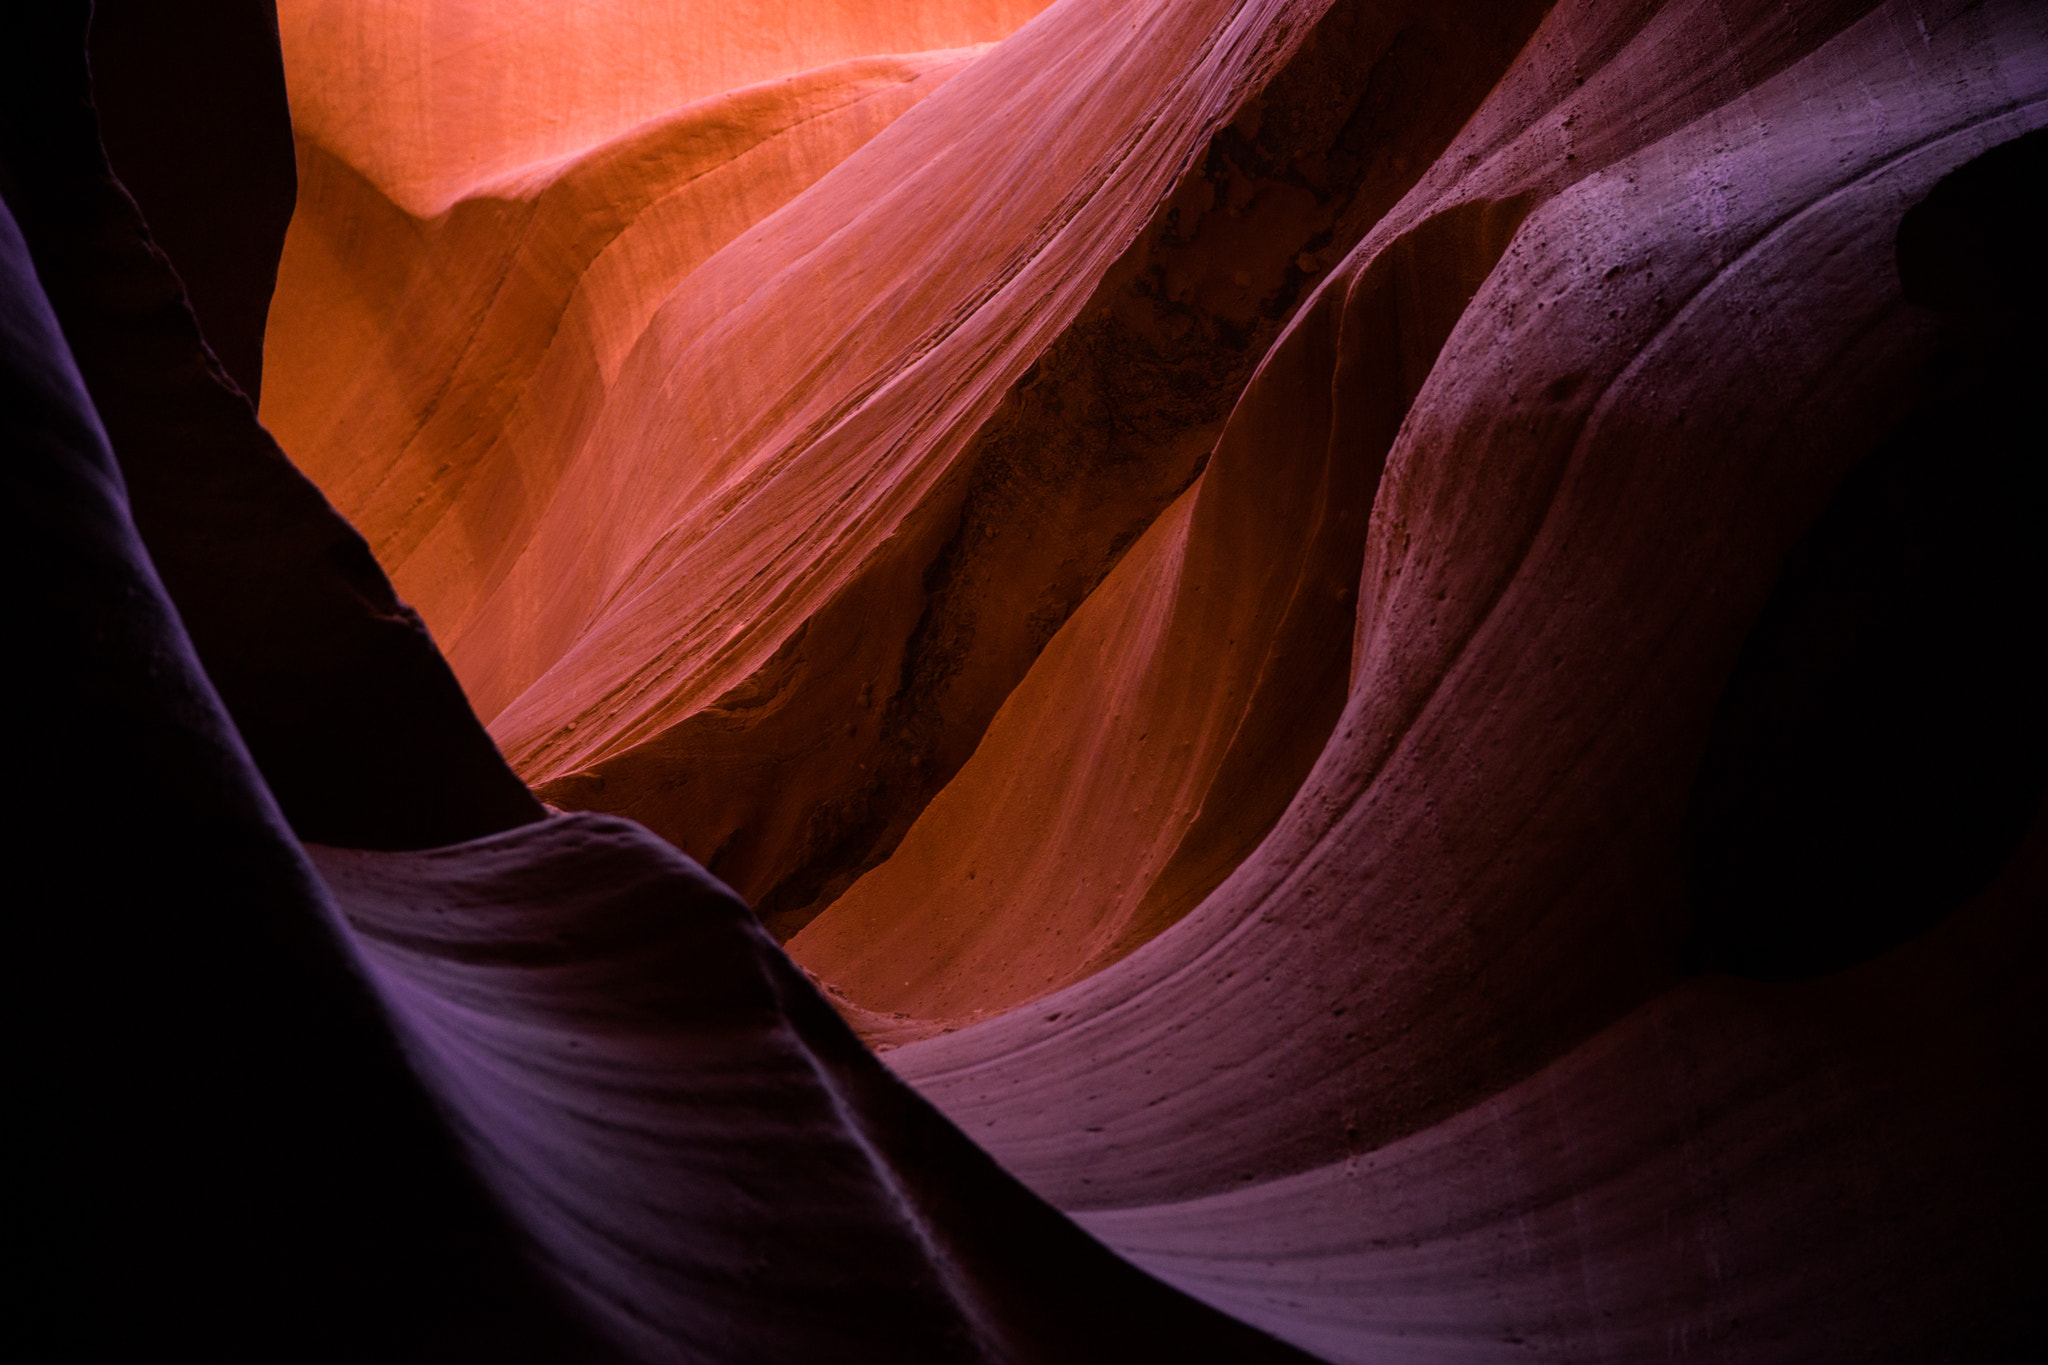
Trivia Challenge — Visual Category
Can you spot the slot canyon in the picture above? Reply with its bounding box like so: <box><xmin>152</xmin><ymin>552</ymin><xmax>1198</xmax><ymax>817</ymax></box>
<box><xmin>7</xmin><ymin>0</ymin><xmax>2044</xmax><ymax>1359</ymax></box>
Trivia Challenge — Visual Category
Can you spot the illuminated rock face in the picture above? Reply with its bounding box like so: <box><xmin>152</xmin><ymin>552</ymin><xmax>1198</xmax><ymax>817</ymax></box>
<box><xmin>275</xmin><ymin>0</ymin><xmax>1057</xmax><ymax>219</ymax></box>
<box><xmin>9</xmin><ymin>1</ymin><xmax>2046</xmax><ymax>1362</ymax></box>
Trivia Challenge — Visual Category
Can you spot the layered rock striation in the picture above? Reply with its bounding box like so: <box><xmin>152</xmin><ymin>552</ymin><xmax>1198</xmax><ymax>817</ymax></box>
<box><xmin>9</xmin><ymin>0</ymin><xmax>2044</xmax><ymax>1361</ymax></box>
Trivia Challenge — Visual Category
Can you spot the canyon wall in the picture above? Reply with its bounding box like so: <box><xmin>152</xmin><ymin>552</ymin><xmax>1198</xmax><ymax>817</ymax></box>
<box><xmin>9</xmin><ymin>0</ymin><xmax>2044</xmax><ymax>1360</ymax></box>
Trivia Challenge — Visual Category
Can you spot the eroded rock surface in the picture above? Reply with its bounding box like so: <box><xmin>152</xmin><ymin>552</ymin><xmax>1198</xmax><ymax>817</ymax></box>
<box><xmin>13</xmin><ymin>0</ymin><xmax>2046</xmax><ymax>1360</ymax></box>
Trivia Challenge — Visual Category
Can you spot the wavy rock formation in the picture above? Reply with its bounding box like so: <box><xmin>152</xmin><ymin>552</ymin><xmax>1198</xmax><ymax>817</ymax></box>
<box><xmin>846</xmin><ymin>0</ymin><xmax>2045</xmax><ymax>1077</ymax></box>
<box><xmin>863</xmin><ymin>9</ymin><xmax>2048</xmax><ymax>1358</ymax></box>
<box><xmin>275</xmin><ymin>0</ymin><xmax>1055</xmax><ymax>219</ymax></box>
<box><xmin>792</xmin><ymin>189</ymin><xmax>1532</xmax><ymax>1035</ymax></box>
<box><xmin>482</xmin><ymin>0</ymin><xmax>1555</xmax><ymax>939</ymax></box>
<box><xmin>265</xmin><ymin>34</ymin><xmax>1007</xmax><ymax>701</ymax></box>
<box><xmin>310</xmin><ymin>816</ymin><xmax>1315</xmax><ymax>1364</ymax></box>
<box><xmin>11</xmin><ymin>0</ymin><xmax>2046</xmax><ymax>1361</ymax></box>
<box><xmin>7</xmin><ymin>6</ymin><xmax>1308</xmax><ymax>1361</ymax></box>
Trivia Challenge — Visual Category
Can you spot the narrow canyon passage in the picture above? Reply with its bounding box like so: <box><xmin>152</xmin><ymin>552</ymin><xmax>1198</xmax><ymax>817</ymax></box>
<box><xmin>8</xmin><ymin>1</ymin><xmax>2044</xmax><ymax>1361</ymax></box>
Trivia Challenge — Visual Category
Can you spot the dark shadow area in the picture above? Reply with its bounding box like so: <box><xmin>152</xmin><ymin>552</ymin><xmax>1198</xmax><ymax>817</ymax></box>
<box><xmin>6</xmin><ymin>8</ymin><xmax>602</xmax><ymax>1360</ymax></box>
<box><xmin>3</xmin><ymin>1</ymin><xmax>545</xmax><ymax>852</ymax></box>
<box><xmin>1684</xmin><ymin>129</ymin><xmax>2047</xmax><ymax>980</ymax></box>
<box><xmin>88</xmin><ymin>0</ymin><xmax>296</xmax><ymax>404</ymax></box>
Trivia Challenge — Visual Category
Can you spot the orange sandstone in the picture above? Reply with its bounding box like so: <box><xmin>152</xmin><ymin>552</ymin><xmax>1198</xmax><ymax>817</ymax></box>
<box><xmin>231</xmin><ymin>1</ymin><xmax>2048</xmax><ymax>1360</ymax></box>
